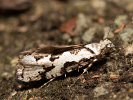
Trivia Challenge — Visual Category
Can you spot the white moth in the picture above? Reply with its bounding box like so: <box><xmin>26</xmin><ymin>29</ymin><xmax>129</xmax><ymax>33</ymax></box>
<box><xmin>16</xmin><ymin>39</ymin><xmax>114</xmax><ymax>84</ymax></box>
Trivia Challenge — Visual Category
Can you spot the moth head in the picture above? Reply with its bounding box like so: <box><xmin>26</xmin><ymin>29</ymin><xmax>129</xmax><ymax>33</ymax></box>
<box><xmin>100</xmin><ymin>39</ymin><xmax>115</xmax><ymax>54</ymax></box>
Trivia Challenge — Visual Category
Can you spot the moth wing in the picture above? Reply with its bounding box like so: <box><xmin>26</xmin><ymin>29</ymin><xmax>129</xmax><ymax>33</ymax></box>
<box><xmin>19</xmin><ymin>49</ymin><xmax>36</xmax><ymax>58</ymax></box>
<box><xmin>17</xmin><ymin>64</ymin><xmax>45</xmax><ymax>82</ymax></box>
<box><xmin>35</xmin><ymin>45</ymin><xmax>83</xmax><ymax>55</ymax></box>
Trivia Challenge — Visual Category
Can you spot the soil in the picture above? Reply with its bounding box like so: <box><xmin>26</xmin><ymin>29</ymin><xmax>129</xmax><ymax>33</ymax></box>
<box><xmin>0</xmin><ymin>0</ymin><xmax>132</xmax><ymax>100</ymax></box>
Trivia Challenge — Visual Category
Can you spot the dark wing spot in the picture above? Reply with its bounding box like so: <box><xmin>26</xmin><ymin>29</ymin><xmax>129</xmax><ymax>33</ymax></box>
<box><xmin>60</xmin><ymin>67</ymin><xmax>66</xmax><ymax>75</ymax></box>
<box><xmin>70</xmin><ymin>49</ymin><xmax>81</xmax><ymax>55</ymax></box>
<box><xmin>50</xmin><ymin>56</ymin><xmax>59</xmax><ymax>62</ymax></box>
<box><xmin>85</xmin><ymin>48</ymin><xmax>95</xmax><ymax>54</ymax></box>
<box><xmin>43</xmin><ymin>64</ymin><xmax>55</xmax><ymax>72</ymax></box>
<box><xmin>70</xmin><ymin>50</ymin><xmax>75</xmax><ymax>54</ymax></box>
<box><xmin>78</xmin><ymin>57</ymin><xmax>96</xmax><ymax>67</ymax></box>
<box><xmin>34</xmin><ymin>56</ymin><xmax>44</xmax><ymax>61</ymax></box>
<box><xmin>64</xmin><ymin>61</ymin><xmax>77</xmax><ymax>68</ymax></box>
<box><xmin>64</xmin><ymin>61</ymin><xmax>79</xmax><ymax>73</ymax></box>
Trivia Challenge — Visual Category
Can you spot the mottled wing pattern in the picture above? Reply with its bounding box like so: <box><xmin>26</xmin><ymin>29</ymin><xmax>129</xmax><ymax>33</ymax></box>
<box><xmin>17</xmin><ymin>45</ymin><xmax>85</xmax><ymax>82</ymax></box>
<box><xmin>16</xmin><ymin>39</ymin><xmax>115</xmax><ymax>83</ymax></box>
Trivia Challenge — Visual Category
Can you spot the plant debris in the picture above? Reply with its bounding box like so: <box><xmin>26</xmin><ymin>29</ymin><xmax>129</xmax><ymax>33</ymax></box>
<box><xmin>59</xmin><ymin>17</ymin><xmax>77</xmax><ymax>36</ymax></box>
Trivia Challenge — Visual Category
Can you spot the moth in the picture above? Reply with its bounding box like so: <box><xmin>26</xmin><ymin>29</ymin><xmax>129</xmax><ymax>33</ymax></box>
<box><xmin>16</xmin><ymin>39</ymin><xmax>115</xmax><ymax>85</ymax></box>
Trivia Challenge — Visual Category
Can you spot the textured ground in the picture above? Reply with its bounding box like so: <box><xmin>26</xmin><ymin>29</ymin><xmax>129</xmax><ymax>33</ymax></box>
<box><xmin>0</xmin><ymin>0</ymin><xmax>132</xmax><ymax>100</ymax></box>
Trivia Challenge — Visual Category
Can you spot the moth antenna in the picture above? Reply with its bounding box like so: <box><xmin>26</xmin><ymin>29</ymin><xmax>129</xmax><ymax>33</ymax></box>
<box><xmin>104</xmin><ymin>16</ymin><xmax>118</xmax><ymax>40</ymax></box>
<box><xmin>106</xmin><ymin>24</ymin><xmax>113</xmax><ymax>39</ymax></box>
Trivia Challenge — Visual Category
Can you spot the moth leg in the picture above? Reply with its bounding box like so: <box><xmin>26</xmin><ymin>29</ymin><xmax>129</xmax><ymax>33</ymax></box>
<box><xmin>65</xmin><ymin>74</ymin><xmax>67</xmax><ymax>78</ymax></box>
<box><xmin>78</xmin><ymin>68</ymin><xmax>80</xmax><ymax>72</ymax></box>
<box><xmin>70</xmin><ymin>59</ymin><xmax>97</xmax><ymax>87</ymax></box>
<box><xmin>83</xmin><ymin>59</ymin><xmax>97</xmax><ymax>74</ymax></box>
<box><xmin>39</xmin><ymin>78</ymin><xmax>56</xmax><ymax>89</ymax></box>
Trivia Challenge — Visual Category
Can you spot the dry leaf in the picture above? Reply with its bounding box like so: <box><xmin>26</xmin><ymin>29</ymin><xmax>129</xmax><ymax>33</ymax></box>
<box><xmin>91</xmin><ymin>75</ymin><xmax>100</xmax><ymax>78</ymax></box>
<box><xmin>114</xmin><ymin>23</ymin><xmax>125</xmax><ymax>34</ymax></box>
<box><xmin>59</xmin><ymin>17</ymin><xmax>77</xmax><ymax>36</ymax></box>
<box><xmin>98</xmin><ymin>18</ymin><xmax>104</xmax><ymax>23</ymax></box>
<box><xmin>109</xmin><ymin>74</ymin><xmax>119</xmax><ymax>79</ymax></box>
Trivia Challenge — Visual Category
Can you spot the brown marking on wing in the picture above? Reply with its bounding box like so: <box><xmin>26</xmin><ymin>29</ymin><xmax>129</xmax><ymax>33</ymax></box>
<box><xmin>64</xmin><ymin>61</ymin><xmax>79</xmax><ymax>73</ymax></box>
<box><xmin>50</xmin><ymin>56</ymin><xmax>59</xmax><ymax>62</ymax></box>
<box><xmin>43</xmin><ymin>64</ymin><xmax>55</xmax><ymax>72</ymax></box>
<box><xmin>70</xmin><ymin>49</ymin><xmax>81</xmax><ymax>55</ymax></box>
<box><xmin>85</xmin><ymin>48</ymin><xmax>95</xmax><ymax>54</ymax></box>
<box><xmin>34</xmin><ymin>55</ymin><xmax>44</xmax><ymax>61</ymax></box>
<box><xmin>35</xmin><ymin>45</ymin><xmax>83</xmax><ymax>55</ymax></box>
<box><xmin>19</xmin><ymin>49</ymin><xmax>36</xmax><ymax>58</ymax></box>
<box><xmin>78</xmin><ymin>58</ymin><xmax>92</xmax><ymax>67</ymax></box>
<box><xmin>84</xmin><ymin>44</ymin><xmax>96</xmax><ymax>54</ymax></box>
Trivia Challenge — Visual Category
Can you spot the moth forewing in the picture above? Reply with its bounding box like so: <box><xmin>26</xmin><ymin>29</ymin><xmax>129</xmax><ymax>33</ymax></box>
<box><xmin>16</xmin><ymin>39</ymin><xmax>114</xmax><ymax>84</ymax></box>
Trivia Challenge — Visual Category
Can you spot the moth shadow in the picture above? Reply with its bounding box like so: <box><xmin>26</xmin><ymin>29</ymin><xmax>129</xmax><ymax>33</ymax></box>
<box><xmin>15</xmin><ymin>79</ymin><xmax>50</xmax><ymax>91</ymax></box>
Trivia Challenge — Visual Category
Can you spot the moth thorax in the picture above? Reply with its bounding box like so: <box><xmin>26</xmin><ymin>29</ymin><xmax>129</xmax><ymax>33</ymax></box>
<box><xmin>100</xmin><ymin>39</ymin><xmax>115</xmax><ymax>54</ymax></box>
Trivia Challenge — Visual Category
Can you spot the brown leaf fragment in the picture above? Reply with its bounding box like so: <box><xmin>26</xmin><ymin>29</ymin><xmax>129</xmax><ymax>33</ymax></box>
<box><xmin>59</xmin><ymin>17</ymin><xmax>77</xmax><ymax>36</ymax></box>
<box><xmin>81</xmin><ymin>79</ymin><xmax>86</xmax><ymax>83</ymax></box>
<box><xmin>98</xmin><ymin>17</ymin><xmax>104</xmax><ymax>23</ymax></box>
<box><xmin>91</xmin><ymin>75</ymin><xmax>100</xmax><ymax>78</ymax></box>
<box><xmin>114</xmin><ymin>23</ymin><xmax>125</xmax><ymax>34</ymax></box>
<box><xmin>109</xmin><ymin>74</ymin><xmax>119</xmax><ymax>79</ymax></box>
<box><xmin>92</xmin><ymin>16</ymin><xmax>104</xmax><ymax>23</ymax></box>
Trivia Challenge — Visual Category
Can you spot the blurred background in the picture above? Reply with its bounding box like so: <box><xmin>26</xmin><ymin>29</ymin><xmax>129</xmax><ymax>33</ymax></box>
<box><xmin>0</xmin><ymin>0</ymin><xmax>132</xmax><ymax>99</ymax></box>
